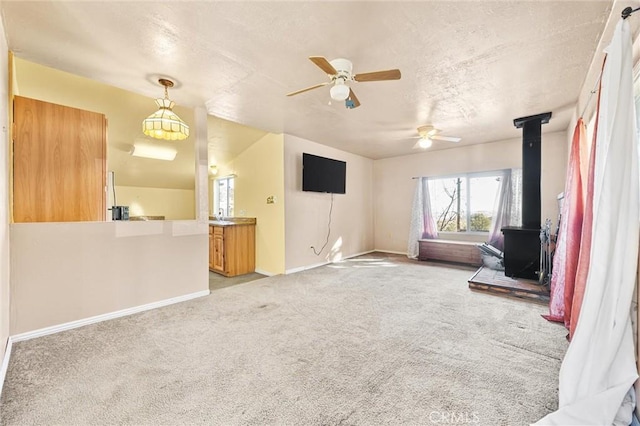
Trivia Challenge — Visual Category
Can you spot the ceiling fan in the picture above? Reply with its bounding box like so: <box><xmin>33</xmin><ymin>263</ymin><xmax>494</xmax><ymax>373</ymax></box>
<box><xmin>286</xmin><ymin>56</ymin><xmax>401</xmax><ymax>109</ymax></box>
<box><xmin>413</xmin><ymin>125</ymin><xmax>462</xmax><ymax>149</ymax></box>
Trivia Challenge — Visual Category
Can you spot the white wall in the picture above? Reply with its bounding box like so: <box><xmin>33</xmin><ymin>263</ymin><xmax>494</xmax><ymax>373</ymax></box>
<box><xmin>10</xmin><ymin>221</ymin><xmax>208</xmax><ymax>334</ymax></box>
<box><xmin>373</xmin><ymin>132</ymin><xmax>567</xmax><ymax>254</ymax></box>
<box><xmin>115</xmin><ymin>186</ymin><xmax>195</xmax><ymax>220</ymax></box>
<box><xmin>0</xmin><ymin>22</ymin><xmax>10</xmax><ymax>364</ymax></box>
<box><xmin>284</xmin><ymin>135</ymin><xmax>374</xmax><ymax>272</ymax></box>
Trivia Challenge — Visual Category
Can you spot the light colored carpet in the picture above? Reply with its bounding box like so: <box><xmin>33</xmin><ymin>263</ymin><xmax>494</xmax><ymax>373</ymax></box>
<box><xmin>0</xmin><ymin>253</ymin><xmax>567</xmax><ymax>425</ymax></box>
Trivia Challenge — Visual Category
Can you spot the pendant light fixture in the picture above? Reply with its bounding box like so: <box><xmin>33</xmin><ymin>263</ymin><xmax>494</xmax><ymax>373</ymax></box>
<box><xmin>142</xmin><ymin>78</ymin><xmax>190</xmax><ymax>141</ymax></box>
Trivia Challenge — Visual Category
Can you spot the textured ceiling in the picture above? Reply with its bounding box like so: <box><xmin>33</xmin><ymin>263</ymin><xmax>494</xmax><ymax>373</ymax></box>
<box><xmin>1</xmin><ymin>1</ymin><xmax>615</xmax><ymax>160</ymax></box>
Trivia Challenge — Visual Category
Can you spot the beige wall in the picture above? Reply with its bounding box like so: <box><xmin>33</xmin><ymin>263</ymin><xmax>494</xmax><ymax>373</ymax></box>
<box><xmin>0</xmin><ymin>25</ymin><xmax>10</xmax><ymax>361</ymax></box>
<box><xmin>284</xmin><ymin>134</ymin><xmax>374</xmax><ymax>272</ymax></box>
<box><xmin>373</xmin><ymin>132</ymin><xmax>567</xmax><ymax>254</ymax></box>
<box><xmin>115</xmin><ymin>186</ymin><xmax>195</xmax><ymax>220</ymax></box>
<box><xmin>10</xmin><ymin>221</ymin><xmax>208</xmax><ymax>334</ymax></box>
<box><xmin>225</xmin><ymin>133</ymin><xmax>286</xmax><ymax>275</ymax></box>
<box><xmin>541</xmin><ymin>132</ymin><xmax>569</xmax><ymax>227</ymax></box>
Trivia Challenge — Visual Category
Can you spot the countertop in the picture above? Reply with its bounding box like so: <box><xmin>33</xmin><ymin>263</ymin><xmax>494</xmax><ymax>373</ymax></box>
<box><xmin>209</xmin><ymin>217</ymin><xmax>256</xmax><ymax>226</ymax></box>
<box><xmin>129</xmin><ymin>216</ymin><xmax>165</xmax><ymax>221</ymax></box>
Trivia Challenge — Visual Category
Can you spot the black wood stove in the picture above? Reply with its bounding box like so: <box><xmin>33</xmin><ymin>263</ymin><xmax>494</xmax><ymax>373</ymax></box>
<box><xmin>502</xmin><ymin>112</ymin><xmax>552</xmax><ymax>280</ymax></box>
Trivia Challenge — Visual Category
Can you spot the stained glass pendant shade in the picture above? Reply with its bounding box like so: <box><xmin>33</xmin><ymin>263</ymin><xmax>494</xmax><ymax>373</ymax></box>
<box><xmin>142</xmin><ymin>78</ymin><xmax>190</xmax><ymax>141</ymax></box>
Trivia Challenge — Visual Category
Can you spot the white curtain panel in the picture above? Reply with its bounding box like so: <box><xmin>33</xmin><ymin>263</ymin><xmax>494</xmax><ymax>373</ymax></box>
<box><xmin>509</xmin><ymin>168</ymin><xmax>522</xmax><ymax>228</ymax></box>
<box><xmin>536</xmin><ymin>19</ymin><xmax>639</xmax><ymax>425</ymax></box>
<box><xmin>487</xmin><ymin>169</ymin><xmax>512</xmax><ymax>250</ymax></box>
<box><xmin>407</xmin><ymin>177</ymin><xmax>438</xmax><ymax>258</ymax></box>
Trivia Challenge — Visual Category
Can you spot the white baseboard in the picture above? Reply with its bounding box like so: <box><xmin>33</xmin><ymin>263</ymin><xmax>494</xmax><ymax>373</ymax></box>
<box><xmin>285</xmin><ymin>250</ymin><xmax>376</xmax><ymax>275</ymax></box>
<box><xmin>254</xmin><ymin>268</ymin><xmax>276</xmax><ymax>277</ymax></box>
<box><xmin>286</xmin><ymin>262</ymin><xmax>327</xmax><ymax>275</ymax></box>
<box><xmin>10</xmin><ymin>289</ymin><xmax>210</xmax><ymax>344</ymax></box>
<box><xmin>0</xmin><ymin>337</ymin><xmax>13</xmax><ymax>398</ymax></box>
<box><xmin>374</xmin><ymin>249</ymin><xmax>408</xmax><ymax>256</ymax></box>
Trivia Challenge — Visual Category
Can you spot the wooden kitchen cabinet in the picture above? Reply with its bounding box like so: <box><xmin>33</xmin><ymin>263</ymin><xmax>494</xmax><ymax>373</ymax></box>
<box><xmin>209</xmin><ymin>223</ymin><xmax>256</xmax><ymax>276</ymax></box>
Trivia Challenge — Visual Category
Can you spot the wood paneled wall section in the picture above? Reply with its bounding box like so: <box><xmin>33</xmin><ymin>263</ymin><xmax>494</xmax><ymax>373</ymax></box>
<box><xmin>13</xmin><ymin>96</ymin><xmax>106</xmax><ymax>222</ymax></box>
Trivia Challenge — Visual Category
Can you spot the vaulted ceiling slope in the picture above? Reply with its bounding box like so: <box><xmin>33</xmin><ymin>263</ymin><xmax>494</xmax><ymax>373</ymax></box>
<box><xmin>1</xmin><ymin>1</ymin><xmax>614</xmax><ymax>159</ymax></box>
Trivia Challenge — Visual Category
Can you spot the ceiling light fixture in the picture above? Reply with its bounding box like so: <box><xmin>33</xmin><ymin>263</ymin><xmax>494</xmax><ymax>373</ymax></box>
<box><xmin>330</xmin><ymin>80</ymin><xmax>350</xmax><ymax>101</ymax></box>
<box><xmin>142</xmin><ymin>78</ymin><xmax>190</xmax><ymax>141</ymax></box>
<box><xmin>418</xmin><ymin>137</ymin><xmax>433</xmax><ymax>149</ymax></box>
<box><xmin>130</xmin><ymin>143</ymin><xmax>177</xmax><ymax>161</ymax></box>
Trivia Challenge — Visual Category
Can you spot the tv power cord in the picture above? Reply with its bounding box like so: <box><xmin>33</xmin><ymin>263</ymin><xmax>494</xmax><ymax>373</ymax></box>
<box><xmin>311</xmin><ymin>193</ymin><xmax>334</xmax><ymax>256</ymax></box>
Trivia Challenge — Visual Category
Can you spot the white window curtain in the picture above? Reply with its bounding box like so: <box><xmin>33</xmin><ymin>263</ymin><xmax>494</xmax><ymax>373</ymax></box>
<box><xmin>407</xmin><ymin>177</ymin><xmax>438</xmax><ymax>258</ymax></box>
<box><xmin>510</xmin><ymin>168</ymin><xmax>522</xmax><ymax>228</ymax></box>
<box><xmin>487</xmin><ymin>168</ymin><xmax>522</xmax><ymax>250</ymax></box>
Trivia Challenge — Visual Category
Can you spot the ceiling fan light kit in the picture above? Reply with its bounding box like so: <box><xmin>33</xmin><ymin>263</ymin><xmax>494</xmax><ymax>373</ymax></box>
<box><xmin>142</xmin><ymin>78</ymin><xmax>190</xmax><ymax>141</ymax></box>
<box><xmin>330</xmin><ymin>81</ymin><xmax>350</xmax><ymax>101</ymax></box>
<box><xmin>287</xmin><ymin>56</ymin><xmax>401</xmax><ymax>109</ymax></box>
<box><xmin>418</xmin><ymin>138</ymin><xmax>433</xmax><ymax>149</ymax></box>
<box><xmin>413</xmin><ymin>125</ymin><xmax>462</xmax><ymax>149</ymax></box>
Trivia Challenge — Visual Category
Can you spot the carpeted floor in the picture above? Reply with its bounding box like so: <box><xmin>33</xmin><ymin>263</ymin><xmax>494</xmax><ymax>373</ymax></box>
<box><xmin>0</xmin><ymin>253</ymin><xmax>567</xmax><ymax>425</ymax></box>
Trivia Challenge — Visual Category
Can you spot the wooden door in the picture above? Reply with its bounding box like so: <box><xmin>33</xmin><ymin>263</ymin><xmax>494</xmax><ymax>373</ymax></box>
<box><xmin>13</xmin><ymin>96</ymin><xmax>106</xmax><ymax>222</ymax></box>
<box><xmin>212</xmin><ymin>227</ymin><xmax>225</xmax><ymax>273</ymax></box>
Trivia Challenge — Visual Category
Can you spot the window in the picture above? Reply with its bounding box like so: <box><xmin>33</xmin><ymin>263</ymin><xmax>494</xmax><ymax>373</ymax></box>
<box><xmin>215</xmin><ymin>176</ymin><xmax>235</xmax><ymax>217</ymax></box>
<box><xmin>429</xmin><ymin>172</ymin><xmax>502</xmax><ymax>233</ymax></box>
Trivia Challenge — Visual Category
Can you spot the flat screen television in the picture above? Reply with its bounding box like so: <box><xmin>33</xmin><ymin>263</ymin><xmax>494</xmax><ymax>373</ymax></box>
<box><xmin>302</xmin><ymin>153</ymin><xmax>346</xmax><ymax>194</ymax></box>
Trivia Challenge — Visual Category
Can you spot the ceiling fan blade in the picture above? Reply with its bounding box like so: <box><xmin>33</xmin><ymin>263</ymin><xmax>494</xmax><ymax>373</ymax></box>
<box><xmin>286</xmin><ymin>82</ymin><xmax>330</xmax><ymax>97</ymax></box>
<box><xmin>309</xmin><ymin>56</ymin><xmax>337</xmax><ymax>75</ymax></box>
<box><xmin>353</xmin><ymin>69</ymin><xmax>401</xmax><ymax>82</ymax></box>
<box><xmin>432</xmin><ymin>135</ymin><xmax>462</xmax><ymax>143</ymax></box>
<box><xmin>346</xmin><ymin>88</ymin><xmax>361</xmax><ymax>109</ymax></box>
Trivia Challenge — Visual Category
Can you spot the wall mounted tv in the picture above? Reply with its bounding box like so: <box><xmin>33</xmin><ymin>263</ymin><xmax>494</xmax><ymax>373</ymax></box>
<box><xmin>302</xmin><ymin>153</ymin><xmax>346</xmax><ymax>194</ymax></box>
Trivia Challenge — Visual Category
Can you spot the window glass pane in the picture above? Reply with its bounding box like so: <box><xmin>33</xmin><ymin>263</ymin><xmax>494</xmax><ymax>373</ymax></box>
<box><xmin>215</xmin><ymin>177</ymin><xmax>235</xmax><ymax>217</ymax></box>
<box><xmin>218</xmin><ymin>179</ymin><xmax>228</xmax><ymax>216</ymax></box>
<box><xmin>428</xmin><ymin>172</ymin><xmax>503</xmax><ymax>233</ymax></box>
<box><xmin>468</xmin><ymin>176</ymin><xmax>501</xmax><ymax>232</ymax></box>
<box><xmin>228</xmin><ymin>178</ymin><xmax>234</xmax><ymax>216</ymax></box>
<box><xmin>429</xmin><ymin>177</ymin><xmax>467</xmax><ymax>232</ymax></box>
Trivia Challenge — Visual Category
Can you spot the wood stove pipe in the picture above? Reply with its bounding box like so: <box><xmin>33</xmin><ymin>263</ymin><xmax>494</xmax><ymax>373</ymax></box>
<box><xmin>513</xmin><ymin>112</ymin><xmax>552</xmax><ymax>229</ymax></box>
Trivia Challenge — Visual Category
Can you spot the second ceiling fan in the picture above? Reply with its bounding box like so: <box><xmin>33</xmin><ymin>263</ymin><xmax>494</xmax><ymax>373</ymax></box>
<box><xmin>413</xmin><ymin>125</ymin><xmax>462</xmax><ymax>149</ymax></box>
<box><xmin>286</xmin><ymin>56</ymin><xmax>401</xmax><ymax>109</ymax></box>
